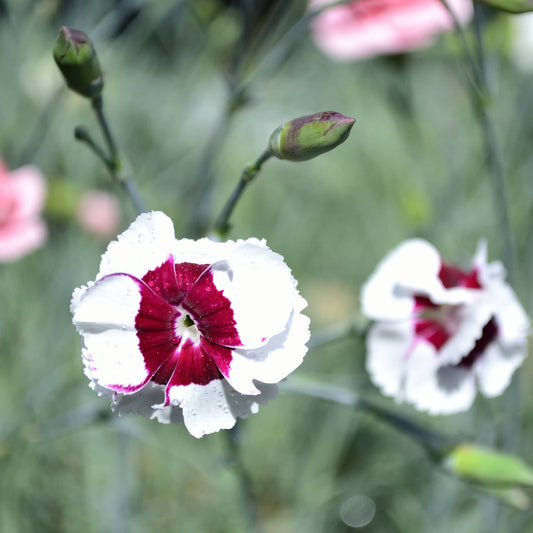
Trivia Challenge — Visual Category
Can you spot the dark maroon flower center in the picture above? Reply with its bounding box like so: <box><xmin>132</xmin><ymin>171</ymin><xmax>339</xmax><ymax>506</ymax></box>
<box><xmin>132</xmin><ymin>256</ymin><xmax>241</xmax><ymax>404</ymax></box>
<box><xmin>438</xmin><ymin>261</ymin><xmax>482</xmax><ymax>289</ymax></box>
<box><xmin>412</xmin><ymin>260</ymin><xmax>497</xmax><ymax>369</ymax></box>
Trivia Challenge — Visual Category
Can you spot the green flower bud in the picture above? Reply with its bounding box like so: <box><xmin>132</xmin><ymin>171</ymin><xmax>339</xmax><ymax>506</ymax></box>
<box><xmin>476</xmin><ymin>0</ymin><xmax>533</xmax><ymax>13</ymax></box>
<box><xmin>444</xmin><ymin>444</ymin><xmax>533</xmax><ymax>487</ymax></box>
<box><xmin>268</xmin><ymin>111</ymin><xmax>355</xmax><ymax>162</ymax></box>
<box><xmin>53</xmin><ymin>26</ymin><xmax>103</xmax><ymax>98</ymax></box>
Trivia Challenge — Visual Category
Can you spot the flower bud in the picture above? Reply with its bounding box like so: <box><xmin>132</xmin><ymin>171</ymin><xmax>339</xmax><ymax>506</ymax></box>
<box><xmin>476</xmin><ymin>0</ymin><xmax>533</xmax><ymax>13</ymax></box>
<box><xmin>444</xmin><ymin>444</ymin><xmax>533</xmax><ymax>487</ymax></box>
<box><xmin>53</xmin><ymin>26</ymin><xmax>103</xmax><ymax>98</ymax></box>
<box><xmin>268</xmin><ymin>111</ymin><xmax>355</xmax><ymax>162</ymax></box>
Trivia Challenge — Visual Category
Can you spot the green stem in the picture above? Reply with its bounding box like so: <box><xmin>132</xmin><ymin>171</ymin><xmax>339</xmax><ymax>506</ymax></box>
<box><xmin>472</xmin><ymin>6</ymin><xmax>516</xmax><ymax>284</ymax></box>
<box><xmin>247</xmin><ymin>0</ymin><xmax>354</xmax><ymax>88</ymax></box>
<box><xmin>281</xmin><ymin>378</ymin><xmax>454</xmax><ymax>458</ymax></box>
<box><xmin>74</xmin><ymin>125</ymin><xmax>114</xmax><ymax>170</ymax></box>
<box><xmin>185</xmin><ymin>103</ymin><xmax>234</xmax><ymax>237</ymax></box>
<box><xmin>92</xmin><ymin>95</ymin><xmax>119</xmax><ymax>165</ymax></box>
<box><xmin>213</xmin><ymin>150</ymin><xmax>271</xmax><ymax>238</ymax></box>
<box><xmin>469</xmin><ymin>6</ymin><xmax>520</xmax><ymax>460</ymax></box>
<box><xmin>307</xmin><ymin>320</ymin><xmax>368</xmax><ymax>351</ymax></box>
<box><xmin>225</xmin><ymin>426</ymin><xmax>262</xmax><ymax>533</ymax></box>
<box><xmin>89</xmin><ymin>95</ymin><xmax>146</xmax><ymax>215</ymax></box>
<box><xmin>438</xmin><ymin>0</ymin><xmax>483</xmax><ymax>94</ymax></box>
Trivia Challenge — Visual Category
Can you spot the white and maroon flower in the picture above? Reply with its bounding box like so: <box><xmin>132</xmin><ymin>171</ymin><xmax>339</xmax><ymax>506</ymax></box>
<box><xmin>310</xmin><ymin>0</ymin><xmax>473</xmax><ymax>61</ymax></box>
<box><xmin>71</xmin><ymin>211</ymin><xmax>310</xmax><ymax>437</ymax></box>
<box><xmin>361</xmin><ymin>239</ymin><xmax>529</xmax><ymax>414</ymax></box>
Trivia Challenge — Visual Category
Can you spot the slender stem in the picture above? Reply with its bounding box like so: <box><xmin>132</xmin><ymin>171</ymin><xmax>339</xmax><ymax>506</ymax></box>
<box><xmin>92</xmin><ymin>95</ymin><xmax>119</xmax><ymax>164</ymax></box>
<box><xmin>225</xmin><ymin>426</ymin><xmax>262</xmax><ymax>533</ymax></box>
<box><xmin>185</xmin><ymin>103</ymin><xmax>234</xmax><ymax>237</ymax></box>
<box><xmin>213</xmin><ymin>150</ymin><xmax>271</xmax><ymax>238</ymax></box>
<box><xmin>307</xmin><ymin>320</ymin><xmax>368</xmax><ymax>351</ymax></box>
<box><xmin>438</xmin><ymin>0</ymin><xmax>482</xmax><ymax>93</ymax></box>
<box><xmin>88</xmin><ymin>95</ymin><xmax>146</xmax><ymax>215</ymax></box>
<box><xmin>445</xmin><ymin>1</ymin><xmax>520</xmax><ymax>462</ymax></box>
<box><xmin>74</xmin><ymin>125</ymin><xmax>114</xmax><ymax>170</ymax></box>
<box><xmin>472</xmin><ymin>6</ymin><xmax>516</xmax><ymax>284</ymax></box>
<box><xmin>247</xmin><ymin>0</ymin><xmax>354</xmax><ymax>88</ymax></box>
<box><xmin>281</xmin><ymin>378</ymin><xmax>453</xmax><ymax>457</ymax></box>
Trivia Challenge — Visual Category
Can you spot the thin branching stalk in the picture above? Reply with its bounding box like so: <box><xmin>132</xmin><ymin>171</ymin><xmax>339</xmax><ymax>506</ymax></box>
<box><xmin>213</xmin><ymin>150</ymin><xmax>272</xmax><ymax>238</ymax></box>
<box><xmin>89</xmin><ymin>95</ymin><xmax>146</xmax><ymax>215</ymax></box>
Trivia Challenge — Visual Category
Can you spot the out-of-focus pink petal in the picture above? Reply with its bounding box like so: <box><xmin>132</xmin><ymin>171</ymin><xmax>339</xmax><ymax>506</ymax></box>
<box><xmin>311</xmin><ymin>0</ymin><xmax>473</xmax><ymax>61</ymax></box>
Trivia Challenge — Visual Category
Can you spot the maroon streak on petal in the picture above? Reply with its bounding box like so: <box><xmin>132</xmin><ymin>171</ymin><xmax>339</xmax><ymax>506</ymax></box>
<box><xmin>413</xmin><ymin>296</ymin><xmax>450</xmax><ymax>351</ymax></box>
<box><xmin>175</xmin><ymin>262</ymin><xmax>211</xmax><ymax>299</ymax></box>
<box><xmin>107</xmin><ymin>374</ymin><xmax>153</xmax><ymax>394</ymax></box>
<box><xmin>142</xmin><ymin>255</ymin><xmax>182</xmax><ymax>304</ymax></box>
<box><xmin>131</xmin><ymin>260</ymin><xmax>242</xmax><ymax>402</ymax></box>
<box><xmin>182</xmin><ymin>264</ymin><xmax>241</xmax><ymax>347</ymax></box>
<box><xmin>151</xmin><ymin>340</ymin><xmax>182</xmax><ymax>384</ymax></box>
<box><xmin>135</xmin><ymin>277</ymin><xmax>181</xmax><ymax>377</ymax></box>
<box><xmin>163</xmin><ymin>339</ymin><xmax>224</xmax><ymax>404</ymax></box>
<box><xmin>457</xmin><ymin>317</ymin><xmax>498</xmax><ymax>369</ymax></box>
<box><xmin>439</xmin><ymin>262</ymin><xmax>482</xmax><ymax>289</ymax></box>
<box><xmin>200</xmin><ymin>337</ymin><xmax>233</xmax><ymax>378</ymax></box>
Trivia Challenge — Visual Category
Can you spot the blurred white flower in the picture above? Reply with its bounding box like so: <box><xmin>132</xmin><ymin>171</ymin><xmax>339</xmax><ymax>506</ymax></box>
<box><xmin>510</xmin><ymin>13</ymin><xmax>533</xmax><ymax>73</ymax></box>
<box><xmin>71</xmin><ymin>211</ymin><xmax>310</xmax><ymax>437</ymax></box>
<box><xmin>361</xmin><ymin>239</ymin><xmax>529</xmax><ymax>414</ymax></box>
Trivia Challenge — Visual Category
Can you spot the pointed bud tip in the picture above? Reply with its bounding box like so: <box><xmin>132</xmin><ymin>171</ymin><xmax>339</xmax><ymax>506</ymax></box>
<box><xmin>53</xmin><ymin>26</ymin><xmax>103</xmax><ymax>98</ymax></box>
<box><xmin>268</xmin><ymin>111</ymin><xmax>355</xmax><ymax>162</ymax></box>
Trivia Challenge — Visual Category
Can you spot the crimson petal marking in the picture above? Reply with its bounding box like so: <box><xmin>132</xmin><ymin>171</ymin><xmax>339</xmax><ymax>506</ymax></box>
<box><xmin>142</xmin><ymin>255</ymin><xmax>182</xmax><ymax>305</ymax></box>
<box><xmin>182</xmin><ymin>263</ymin><xmax>241</xmax><ymax>347</ymax></box>
<box><xmin>199</xmin><ymin>337</ymin><xmax>233</xmax><ymax>378</ymax></box>
<box><xmin>175</xmin><ymin>262</ymin><xmax>211</xmax><ymax>300</ymax></box>
<box><xmin>164</xmin><ymin>339</ymin><xmax>224</xmax><ymax>405</ymax></box>
<box><xmin>134</xmin><ymin>275</ymin><xmax>182</xmax><ymax>379</ymax></box>
<box><xmin>439</xmin><ymin>262</ymin><xmax>482</xmax><ymax>289</ymax></box>
<box><xmin>457</xmin><ymin>318</ymin><xmax>498</xmax><ymax>369</ymax></box>
<box><xmin>152</xmin><ymin>341</ymin><xmax>182</xmax><ymax>385</ymax></box>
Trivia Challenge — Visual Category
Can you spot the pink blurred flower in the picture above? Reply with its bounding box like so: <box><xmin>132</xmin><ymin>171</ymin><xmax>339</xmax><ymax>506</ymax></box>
<box><xmin>76</xmin><ymin>190</ymin><xmax>121</xmax><ymax>238</ymax></box>
<box><xmin>310</xmin><ymin>0</ymin><xmax>473</xmax><ymax>61</ymax></box>
<box><xmin>0</xmin><ymin>160</ymin><xmax>47</xmax><ymax>262</ymax></box>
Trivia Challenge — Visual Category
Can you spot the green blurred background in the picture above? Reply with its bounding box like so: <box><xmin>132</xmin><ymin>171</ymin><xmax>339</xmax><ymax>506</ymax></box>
<box><xmin>1</xmin><ymin>0</ymin><xmax>532</xmax><ymax>531</ymax></box>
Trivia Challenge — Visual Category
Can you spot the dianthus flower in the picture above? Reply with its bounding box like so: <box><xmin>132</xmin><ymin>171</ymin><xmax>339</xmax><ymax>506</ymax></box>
<box><xmin>310</xmin><ymin>0</ymin><xmax>472</xmax><ymax>61</ymax></box>
<box><xmin>71</xmin><ymin>212</ymin><xmax>310</xmax><ymax>437</ymax></box>
<box><xmin>0</xmin><ymin>160</ymin><xmax>47</xmax><ymax>262</ymax></box>
<box><xmin>361</xmin><ymin>239</ymin><xmax>529</xmax><ymax>414</ymax></box>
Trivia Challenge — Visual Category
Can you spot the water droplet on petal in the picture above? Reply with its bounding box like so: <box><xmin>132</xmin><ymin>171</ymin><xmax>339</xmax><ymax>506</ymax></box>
<box><xmin>223</xmin><ymin>407</ymin><xmax>229</xmax><ymax>413</ymax></box>
<box><xmin>217</xmin><ymin>401</ymin><xmax>223</xmax><ymax>407</ymax></box>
